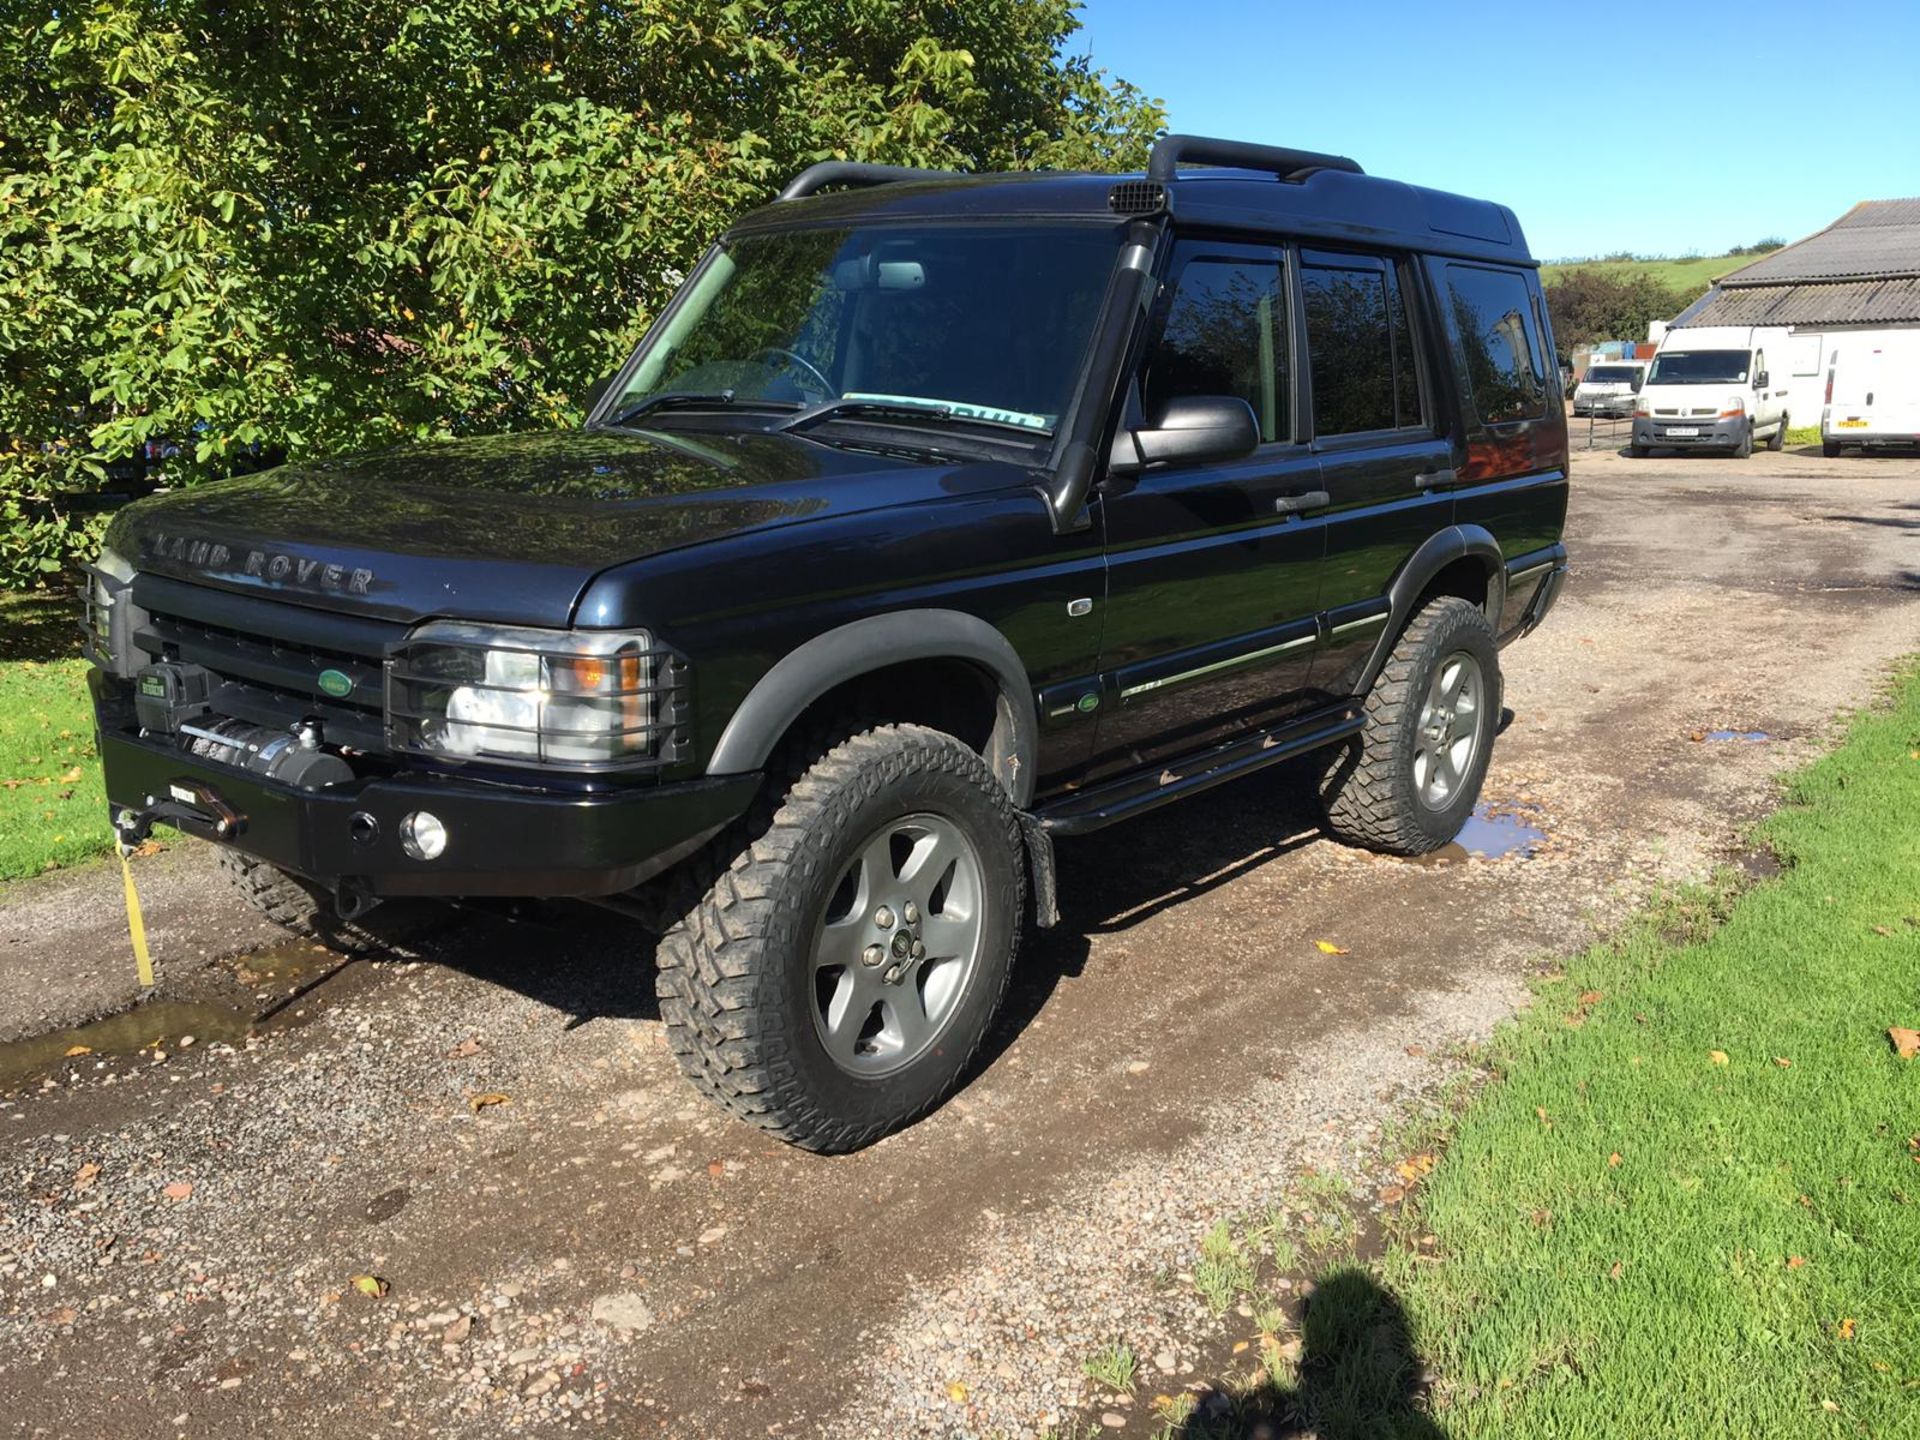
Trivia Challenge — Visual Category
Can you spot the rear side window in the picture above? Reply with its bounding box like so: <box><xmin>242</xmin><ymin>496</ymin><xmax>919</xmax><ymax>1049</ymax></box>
<box><xmin>1143</xmin><ymin>257</ymin><xmax>1289</xmax><ymax>444</ymax></box>
<box><xmin>1442</xmin><ymin>263</ymin><xmax>1547</xmax><ymax>424</ymax></box>
<box><xmin>1300</xmin><ymin>255</ymin><xmax>1424</xmax><ymax>437</ymax></box>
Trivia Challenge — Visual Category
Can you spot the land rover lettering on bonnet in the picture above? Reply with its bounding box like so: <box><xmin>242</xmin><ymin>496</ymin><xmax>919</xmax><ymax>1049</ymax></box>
<box><xmin>86</xmin><ymin>135</ymin><xmax>1569</xmax><ymax>1153</ymax></box>
<box><xmin>141</xmin><ymin>532</ymin><xmax>376</xmax><ymax>595</ymax></box>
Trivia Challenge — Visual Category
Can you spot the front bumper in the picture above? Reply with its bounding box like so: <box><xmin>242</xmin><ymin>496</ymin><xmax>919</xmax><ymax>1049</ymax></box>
<box><xmin>1633</xmin><ymin>414</ymin><xmax>1746</xmax><ymax>449</ymax></box>
<box><xmin>94</xmin><ymin>678</ymin><xmax>759</xmax><ymax>899</ymax></box>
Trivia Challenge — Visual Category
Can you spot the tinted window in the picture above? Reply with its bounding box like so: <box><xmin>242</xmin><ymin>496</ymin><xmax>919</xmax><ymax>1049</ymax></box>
<box><xmin>1302</xmin><ymin>259</ymin><xmax>1424</xmax><ymax>437</ymax></box>
<box><xmin>1443</xmin><ymin>264</ymin><xmax>1547</xmax><ymax>423</ymax></box>
<box><xmin>1143</xmin><ymin>258</ymin><xmax>1288</xmax><ymax>444</ymax></box>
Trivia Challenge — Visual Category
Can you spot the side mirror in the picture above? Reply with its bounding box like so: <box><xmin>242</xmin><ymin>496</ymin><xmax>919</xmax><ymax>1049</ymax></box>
<box><xmin>1754</xmin><ymin>371</ymin><xmax>1769</xmax><ymax>389</ymax></box>
<box><xmin>1630</xmin><ymin>375</ymin><xmax>1644</xmax><ymax>392</ymax></box>
<box><xmin>1132</xmin><ymin>395</ymin><xmax>1261</xmax><ymax>467</ymax></box>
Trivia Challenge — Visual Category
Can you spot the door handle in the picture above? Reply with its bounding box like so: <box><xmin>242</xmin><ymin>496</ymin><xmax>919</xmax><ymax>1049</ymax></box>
<box><xmin>1273</xmin><ymin>489</ymin><xmax>1329</xmax><ymax>515</ymax></box>
<box><xmin>1413</xmin><ymin>468</ymin><xmax>1457</xmax><ymax>490</ymax></box>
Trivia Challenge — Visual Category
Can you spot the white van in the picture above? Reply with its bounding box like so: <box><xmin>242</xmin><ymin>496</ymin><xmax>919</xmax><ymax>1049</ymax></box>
<box><xmin>1821</xmin><ymin>336</ymin><xmax>1920</xmax><ymax>455</ymax></box>
<box><xmin>1630</xmin><ymin>325</ymin><xmax>1792</xmax><ymax>458</ymax></box>
<box><xmin>1572</xmin><ymin>360</ymin><xmax>1647</xmax><ymax>416</ymax></box>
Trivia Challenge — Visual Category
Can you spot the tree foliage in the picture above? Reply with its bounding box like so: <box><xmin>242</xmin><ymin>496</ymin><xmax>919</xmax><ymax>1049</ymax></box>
<box><xmin>0</xmin><ymin>0</ymin><xmax>1163</xmax><ymax>586</ymax></box>
<box><xmin>1544</xmin><ymin>268</ymin><xmax>1689</xmax><ymax>354</ymax></box>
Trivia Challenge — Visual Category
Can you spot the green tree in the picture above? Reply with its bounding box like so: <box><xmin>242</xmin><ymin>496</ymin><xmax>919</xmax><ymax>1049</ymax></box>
<box><xmin>1545</xmin><ymin>269</ymin><xmax>1689</xmax><ymax>354</ymax></box>
<box><xmin>0</xmin><ymin>0</ymin><xmax>1163</xmax><ymax>587</ymax></box>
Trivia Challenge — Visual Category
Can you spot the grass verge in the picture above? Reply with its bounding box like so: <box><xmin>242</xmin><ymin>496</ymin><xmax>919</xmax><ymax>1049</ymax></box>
<box><xmin>1385</xmin><ymin>666</ymin><xmax>1920</xmax><ymax>1435</ymax></box>
<box><xmin>1</xmin><ymin>589</ymin><xmax>110</xmax><ymax>880</ymax></box>
<box><xmin>1541</xmin><ymin>248</ymin><xmax>1778</xmax><ymax>295</ymax></box>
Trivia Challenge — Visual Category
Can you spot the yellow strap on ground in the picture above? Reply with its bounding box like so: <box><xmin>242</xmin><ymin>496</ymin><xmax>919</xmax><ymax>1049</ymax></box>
<box><xmin>118</xmin><ymin>845</ymin><xmax>154</xmax><ymax>988</ymax></box>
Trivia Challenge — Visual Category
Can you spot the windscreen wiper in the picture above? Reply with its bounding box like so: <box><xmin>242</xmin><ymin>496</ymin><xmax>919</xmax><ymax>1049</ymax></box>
<box><xmin>777</xmin><ymin>397</ymin><xmax>1048</xmax><ymax>438</ymax></box>
<box><xmin>601</xmin><ymin>391</ymin><xmax>799</xmax><ymax>430</ymax></box>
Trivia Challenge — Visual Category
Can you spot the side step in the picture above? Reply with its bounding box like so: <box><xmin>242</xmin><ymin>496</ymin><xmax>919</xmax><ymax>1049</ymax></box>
<box><xmin>1034</xmin><ymin>708</ymin><xmax>1361</xmax><ymax>837</ymax></box>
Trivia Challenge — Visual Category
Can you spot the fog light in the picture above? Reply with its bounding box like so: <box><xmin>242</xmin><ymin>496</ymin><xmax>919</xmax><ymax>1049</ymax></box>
<box><xmin>399</xmin><ymin>810</ymin><xmax>447</xmax><ymax>861</ymax></box>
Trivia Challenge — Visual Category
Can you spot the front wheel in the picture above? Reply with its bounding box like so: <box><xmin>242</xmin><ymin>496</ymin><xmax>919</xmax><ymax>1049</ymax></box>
<box><xmin>1320</xmin><ymin>596</ymin><xmax>1500</xmax><ymax>856</ymax></box>
<box><xmin>655</xmin><ymin>724</ymin><xmax>1024</xmax><ymax>1152</ymax></box>
<box><xmin>1732</xmin><ymin>421</ymin><xmax>1754</xmax><ymax>459</ymax></box>
<box><xmin>1768</xmin><ymin>414</ymin><xmax>1788</xmax><ymax>451</ymax></box>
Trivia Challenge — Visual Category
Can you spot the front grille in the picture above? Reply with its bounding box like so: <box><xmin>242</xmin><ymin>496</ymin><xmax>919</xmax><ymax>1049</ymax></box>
<box><xmin>77</xmin><ymin>563</ymin><xmax>120</xmax><ymax>669</ymax></box>
<box><xmin>128</xmin><ymin>575</ymin><xmax>402</xmax><ymax>753</ymax></box>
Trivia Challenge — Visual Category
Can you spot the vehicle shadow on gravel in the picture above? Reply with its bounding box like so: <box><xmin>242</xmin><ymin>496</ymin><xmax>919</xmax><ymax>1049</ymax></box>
<box><xmin>1175</xmin><ymin>1267</ymin><xmax>1447</xmax><ymax>1439</ymax></box>
<box><xmin>408</xmin><ymin>758</ymin><xmax>1334</xmax><ymax>1059</ymax></box>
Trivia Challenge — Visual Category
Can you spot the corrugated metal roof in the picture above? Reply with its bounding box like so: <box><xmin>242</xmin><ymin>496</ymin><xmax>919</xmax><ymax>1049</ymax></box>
<box><xmin>1678</xmin><ymin>277</ymin><xmax>1920</xmax><ymax>327</ymax></box>
<box><xmin>1720</xmin><ymin>199</ymin><xmax>1920</xmax><ymax>284</ymax></box>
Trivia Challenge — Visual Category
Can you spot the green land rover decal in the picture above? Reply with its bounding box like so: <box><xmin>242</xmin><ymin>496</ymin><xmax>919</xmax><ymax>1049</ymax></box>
<box><xmin>316</xmin><ymin>668</ymin><xmax>354</xmax><ymax>699</ymax></box>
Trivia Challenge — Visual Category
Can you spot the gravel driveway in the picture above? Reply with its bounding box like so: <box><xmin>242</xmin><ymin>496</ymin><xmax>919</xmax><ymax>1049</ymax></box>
<box><xmin>3</xmin><ymin>444</ymin><xmax>1918</xmax><ymax>1438</ymax></box>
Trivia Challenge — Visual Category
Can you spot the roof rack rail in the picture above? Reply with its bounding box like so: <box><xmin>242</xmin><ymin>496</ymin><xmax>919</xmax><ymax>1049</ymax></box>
<box><xmin>1145</xmin><ymin>133</ymin><xmax>1363</xmax><ymax>185</ymax></box>
<box><xmin>777</xmin><ymin>161</ymin><xmax>966</xmax><ymax>203</ymax></box>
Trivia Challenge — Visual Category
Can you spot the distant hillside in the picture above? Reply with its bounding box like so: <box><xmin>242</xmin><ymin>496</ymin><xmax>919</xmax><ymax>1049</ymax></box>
<box><xmin>1541</xmin><ymin>248</ymin><xmax>1783</xmax><ymax>296</ymax></box>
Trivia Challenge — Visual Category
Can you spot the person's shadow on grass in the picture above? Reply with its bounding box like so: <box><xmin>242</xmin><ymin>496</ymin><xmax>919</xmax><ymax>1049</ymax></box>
<box><xmin>1171</xmin><ymin>1267</ymin><xmax>1447</xmax><ymax>1439</ymax></box>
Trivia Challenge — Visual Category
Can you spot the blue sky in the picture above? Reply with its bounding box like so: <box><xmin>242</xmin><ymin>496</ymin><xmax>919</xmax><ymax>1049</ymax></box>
<box><xmin>1076</xmin><ymin>0</ymin><xmax>1920</xmax><ymax>261</ymax></box>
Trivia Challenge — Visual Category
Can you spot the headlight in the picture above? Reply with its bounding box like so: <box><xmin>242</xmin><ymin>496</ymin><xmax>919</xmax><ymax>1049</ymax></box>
<box><xmin>1719</xmin><ymin>396</ymin><xmax>1746</xmax><ymax>419</ymax></box>
<box><xmin>388</xmin><ymin>622</ymin><xmax>681</xmax><ymax>770</ymax></box>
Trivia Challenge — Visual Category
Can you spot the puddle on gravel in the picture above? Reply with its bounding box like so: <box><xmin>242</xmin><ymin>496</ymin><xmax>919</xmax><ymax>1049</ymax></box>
<box><xmin>0</xmin><ymin>941</ymin><xmax>350</xmax><ymax>1091</ymax></box>
<box><xmin>1413</xmin><ymin>802</ymin><xmax>1548</xmax><ymax>866</ymax></box>
<box><xmin>1704</xmin><ymin>729</ymin><xmax>1771</xmax><ymax>743</ymax></box>
<box><xmin>0</xmin><ymin>1001</ymin><xmax>252</xmax><ymax>1090</ymax></box>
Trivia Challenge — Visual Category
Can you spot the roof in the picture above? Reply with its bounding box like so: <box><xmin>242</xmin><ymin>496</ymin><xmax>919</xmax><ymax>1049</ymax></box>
<box><xmin>726</xmin><ymin>167</ymin><xmax>1536</xmax><ymax>267</ymax></box>
<box><xmin>1678</xmin><ymin>277</ymin><xmax>1920</xmax><ymax>327</ymax></box>
<box><xmin>1674</xmin><ymin>198</ymin><xmax>1920</xmax><ymax>328</ymax></box>
<box><xmin>1719</xmin><ymin>199</ymin><xmax>1920</xmax><ymax>284</ymax></box>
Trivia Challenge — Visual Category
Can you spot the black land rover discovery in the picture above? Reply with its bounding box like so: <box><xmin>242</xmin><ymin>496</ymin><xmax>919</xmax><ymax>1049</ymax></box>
<box><xmin>86</xmin><ymin>135</ymin><xmax>1568</xmax><ymax>1151</ymax></box>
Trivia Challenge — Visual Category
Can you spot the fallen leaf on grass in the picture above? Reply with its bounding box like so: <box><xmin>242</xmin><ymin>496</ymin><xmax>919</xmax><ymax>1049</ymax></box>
<box><xmin>468</xmin><ymin>1092</ymin><xmax>511</xmax><ymax>1112</ymax></box>
<box><xmin>1822</xmin><ymin>1399</ymin><xmax>1840</xmax><ymax>1413</ymax></box>
<box><xmin>58</xmin><ymin>767</ymin><xmax>82</xmax><ymax>783</ymax></box>
<box><xmin>349</xmin><ymin>1274</ymin><xmax>390</xmax><ymax>1299</ymax></box>
<box><xmin>944</xmin><ymin>1381</ymin><xmax>969</xmax><ymax>1404</ymax></box>
<box><xmin>161</xmin><ymin>1181</ymin><xmax>193</xmax><ymax>1201</ymax></box>
<box><xmin>1577</xmin><ymin>990</ymin><xmax>1604</xmax><ymax>1008</ymax></box>
<box><xmin>1709</xmin><ymin>1050</ymin><xmax>1730</xmax><ymax>1066</ymax></box>
<box><xmin>1773</xmin><ymin>1056</ymin><xmax>1792</xmax><ymax>1068</ymax></box>
<box><xmin>1872</xmin><ymin>925</ymin><xmax>1893</xmax><ymax>937</ymax></box>
<box><xmin>1889</xmin><ymin>1028</ymin><xmax>1920</xmax><ymax>1060</ymax></box>
<box><xmin>1838</xmin><ymin>1317</ymin><xmax>1856</xmax><ymax>1341</ymax></box>
<box><xmin>1607</xmin><ymin>1262</ymin><xmax>1623</xmax><ymax>1280</ymax></box>
<box><xmin>73</xmin><ymin>1162</ymin><xmax>101</xmax><ymax>1193</ymax></box>
<box><xmin>1535</xmin><ymin>1106</ymin><xmax>1552</xmax><ymax>1128</ymax></box>
<box><xmin>1313</xmin><ymin>940</ymin><xmax>1349</xmax><ymax>955</ymax></box>
<box><xmin>1378</xmin><ymin>1184</ymin><xmax>1406</xmax><ymax>1205</ymax></box>
<box><xmin>1607</xmin><ymin>1152</ymin><xmax>1622</xmax><ymax>1168</ymax></box>
<box><xmin>1395</xmin><ymin>1153</ymin><xmax>1435</xmax><ymax>1181</ymax></box>
<box><xmin>1787</xmin><ymin>1256</ymin><xmax>1806</xmax><ymax>1270</ymax></box>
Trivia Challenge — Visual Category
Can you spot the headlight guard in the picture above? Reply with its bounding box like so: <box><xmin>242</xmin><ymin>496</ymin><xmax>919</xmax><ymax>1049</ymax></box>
<box><xmin>387</xmin><ymin>621</ymin><xmax>689</xmax><ymax>773</ymax></box>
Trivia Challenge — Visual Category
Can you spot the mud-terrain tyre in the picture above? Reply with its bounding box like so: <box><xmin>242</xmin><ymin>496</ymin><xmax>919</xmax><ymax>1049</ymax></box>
<box><xmin>1320</xmin><ymin>596</ymin><xmax>1501</xmax><ymax>856</ymax></box>
<box><xmin>655</xmin><ymin>724</ymin><xmax>1025</xmax><ymax>1153</ymax></box>
<box><xmin>1768</xmin><ymin>413</ymin><xmax>1788</xmax><ymax>451</ymax></box>
<box><xmin>217</xmin><ymin>850</ymin><xmax>447</xmax><ymax>954</ymax></box>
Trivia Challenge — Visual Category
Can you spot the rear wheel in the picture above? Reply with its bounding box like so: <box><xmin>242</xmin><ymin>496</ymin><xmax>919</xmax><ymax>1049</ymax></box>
<box><xmin>1320</xmin><ymin>596</ymin><xmax>1500</xmax><ymax>856</ymax></box>
<box><xmin>1822</xmin><ymin>439</ymin><xmax>1842</xmax><ymax>458</ymax></box>
<box><xmin>217</xmin><ymin>851</ymin><xmax>446</xmax><ymax>954</ymax></box>
<box><xmin>1768</xmin><ymin>413</ymin><xmax>1788</xmax><ymax>451</ymax></box>
<box><xmin>655</xmin><ymin>724</ymin><xmax>1024</xmax><ymax>1152</ymax></box>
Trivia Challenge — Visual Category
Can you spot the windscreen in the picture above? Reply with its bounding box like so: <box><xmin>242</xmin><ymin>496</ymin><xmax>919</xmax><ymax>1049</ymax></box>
<box><xmin>1588</xmin><ymin>365</ymin><xmax>1641</xmax><ymax>383</ymax></box>
<box><xmin>614</xmin><ymin>222</ymin><xmax>1123</xmax><ymax>433</ymax></box>
<box><xmin>1647</xmin><ymin>350</ymin><xmax>1751</xmax><ymax>384</ymax></box>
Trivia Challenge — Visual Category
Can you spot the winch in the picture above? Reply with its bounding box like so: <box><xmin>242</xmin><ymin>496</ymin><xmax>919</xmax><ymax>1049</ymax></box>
<box><xmin>184</xmin><ymin>715</ymin><xmax>355</xmax><ymax>790</ymax></box>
